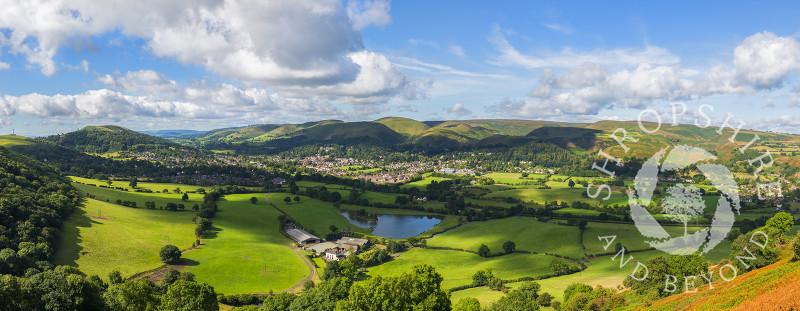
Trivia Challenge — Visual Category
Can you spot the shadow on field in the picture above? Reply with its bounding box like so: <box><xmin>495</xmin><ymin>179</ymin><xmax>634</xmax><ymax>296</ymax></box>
<box><xmin>54</xmin><ymin>199</ymin><xmax>102</xmax><ymax>267</ymax></box>
<box><xmin>201</xmin><ymin>225</ymin><xmax>222</xmax><ymax>240</ymax></box>
<box><xmin>180</xmin><ymin>258</ymin><xmax>200</xmax><ymax>266</ymax></box>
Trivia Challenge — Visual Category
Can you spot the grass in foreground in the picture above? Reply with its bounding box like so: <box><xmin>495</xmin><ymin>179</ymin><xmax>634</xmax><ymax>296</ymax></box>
<box><xmin>54</xmin><ymin>198</ymin><xmax>196</xmax><ymax>278</ymax></box>
<box><xmin>182</xmin><ymin>194</ymin><xmax>308</xmax><ymax>294</ymax></box>
<box><xmin>427</xmin><ymin>217</ymin><xmax>584</xmax><ymax>258</ymax></box>
<box><xmin>366</xmin><ymin>248</ymin><xmax>579</xmax><ymax>290</ymax></box>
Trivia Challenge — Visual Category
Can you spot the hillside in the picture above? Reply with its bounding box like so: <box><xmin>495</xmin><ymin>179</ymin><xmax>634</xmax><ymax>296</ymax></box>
<box><xmin>40</xmin><ymin>125</ymin><xmax>182</xmax><ymax>153</ymax></box>
<box><xmin>373</xmin><ymin>117</ymin><xmax>430</xmax><ymax>137</ymax></box>
<box><xmin>0</xmin><ymin>134</ymin><xmax>35</xmax><ymax>147</ymax></box>
<box><xmin>645</xmin><ymin>256</ymin><xmax>800</xmax><ymax>310</ymax></box>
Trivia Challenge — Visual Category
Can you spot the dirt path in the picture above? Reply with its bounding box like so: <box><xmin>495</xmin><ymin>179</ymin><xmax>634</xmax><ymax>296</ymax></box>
<box><xmin>283</xmin><ymin>246</ymin><xmax>316</xmax><ymax>293</ymax></box>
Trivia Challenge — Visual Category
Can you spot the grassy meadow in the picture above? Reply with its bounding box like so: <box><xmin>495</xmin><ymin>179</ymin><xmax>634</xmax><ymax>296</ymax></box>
<box><xmin>427</xmin><ymin>217</ymin><xmax>584</xmax><ymax>258</ymax></box>
<box><xmin>365</xmin><ymin>248</ymin><xmax>580</xmax><ymax>290</ymax></box>
<box><xmin>269</xmin><ymin>193</ymin><xmax>371</xmax><ymax>237</ymax></box>
<box><xmin>182</xmin><ymin>193</ymin><xmax>309</xmax><ymax>294</ymax></box>
<box><xmin>54</xmin><ymin>198</ymin><xmax>197</xmax><ymax>278</ymax></box>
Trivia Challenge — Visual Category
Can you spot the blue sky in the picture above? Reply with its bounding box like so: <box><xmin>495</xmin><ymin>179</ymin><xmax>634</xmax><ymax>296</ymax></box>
<box><xmin>2</xmin><ymin>0</ymin><xmax>800</xmax><ymax>136</ymax></box>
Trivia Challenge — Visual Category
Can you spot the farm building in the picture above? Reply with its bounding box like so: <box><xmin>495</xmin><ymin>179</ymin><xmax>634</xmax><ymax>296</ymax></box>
<box><xmin>286</xmin><ymin>228</ymin><xmax>320</xmax><ymax>245</ymax></box>
<box><xmin>272</xmin><ymin>177</ymin><xmax>287</xmax><ymax>185</ymax></box>
<box><xmin>336</xmin><ymin>237</ymin><xmax>369</xmax><ymax>247</ymax></box>
<box><xmin>305</xmin><ymin>242</ymin><xmax>337</xmax><ymax>255</ymax></box>
<box><xmin>324</xmin><ymin>247</ymin><xmax>350</xmax><ymax>261</ymax></box>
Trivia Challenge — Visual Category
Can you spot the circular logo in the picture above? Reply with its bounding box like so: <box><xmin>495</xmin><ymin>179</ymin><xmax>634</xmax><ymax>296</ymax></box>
<box><xmin>628</xmin><ymin>144</ymin><xmax>741</xmax><ymax>255</ymax></box>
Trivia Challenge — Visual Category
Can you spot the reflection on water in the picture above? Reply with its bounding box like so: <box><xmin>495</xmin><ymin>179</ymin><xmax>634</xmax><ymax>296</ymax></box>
<box><xmin>340</xmin><ymin>210</ymin><xmax>442</xmax><ymax>239</ymax></box>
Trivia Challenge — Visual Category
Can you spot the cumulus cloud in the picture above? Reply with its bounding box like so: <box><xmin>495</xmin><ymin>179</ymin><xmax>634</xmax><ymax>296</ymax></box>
<box><xmin>445</xmin><ymin>103</ymin><xmax>472</xmax><ymax>116</ymax></box>
<box><xmin>0</xmin><ymin>70</ymin><xmax>351</xmax><ymax>120</ymax></box>
<box><xmin>734</xmin><ymin>31</ymin><xmax>800</xmax><ymax>89</ymax></box>
<box><xmin>763</xmin><ymin>98</ymin><xmax>775</xmax><ymax>108</ymax></box>
<box><xmin>494</xmin><ymin>31</ymin><xmax>800</xmax><ymax>118</ymax></box>
<box><xmin>0</xmin><ymin>62</ymin><xmax>8</xmax><ymax>71</ymax></box>
<box><xmin>0</xmin><ymin>0</ymin><xmax>413</xmax><ymax>104</ymax></box>
<box><xmin>791</xmin><ymin>95</ymin><xmax>800</xmax><ymax>107</ymax></box>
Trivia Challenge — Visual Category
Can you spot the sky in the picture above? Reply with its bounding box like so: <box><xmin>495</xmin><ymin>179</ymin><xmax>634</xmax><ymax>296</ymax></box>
<box><xmin>2</xmin><ymin>0</ymin><xmax>800</xmax><ymax>136</ymax></box>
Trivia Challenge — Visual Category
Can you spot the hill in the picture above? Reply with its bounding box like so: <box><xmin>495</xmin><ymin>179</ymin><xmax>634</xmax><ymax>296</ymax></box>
<box><xmin>0</xmin><ymin>134</ymin><xmax>35</xmax><ymax>147</ymax></box>
<box><xmin>139</xmin><ymin>129</ymin><xmax>207</xmax><ymax>138</ymax></box>
<box><xmin>373</xmin><ymin>117</ymin><xmax>430</xmax><ymax>137</ymax></box>
<box><xmin>40</xmin><ymin>125</ymin><xmax>182</xmax><ymax>153</ymax></box>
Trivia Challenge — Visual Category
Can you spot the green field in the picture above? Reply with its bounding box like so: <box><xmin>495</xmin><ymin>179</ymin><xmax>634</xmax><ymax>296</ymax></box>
<box><xmin>366</xmin><ymin>248</ymin><xmax>580</xmax><ymax>289</ymax></box>
<box><xmin>182</xmin><ymin>193</ymin><xmax>309</xmax><ymax>294</ymax></box>
<box><xmin>0</xmin><ymin>135</ymin><xmax>34</xmax><ymax>146</ymax></box>
<box><xmin>484</xmin><ymin>172</ymin><xmax>530</xmax><ymax>184</ymax></box>
<box><xmin>417</xmin><ymin>215</ymin><xmax>463</xmax><ymax>238</ymax></box>
<box><xmin>70</xmin><ymin>176</ymin><xmax>211</xmax><ymax>193</ymax></box>
<box><xmin>450</xmin><ymin>286</ymin><xmax>506</xmax><ymax>306</ymax></box>
<box><xmin>54</xmin><ymin>198</ymin><xmax>197</xmax><ymax>278</ymax></box>
<box><xmin>531</xmin><ymin>250</ymin><xmax>663</xmax><ymax>302</ymax></box>
<box><xmin>582</xmin><ymin>222</ymin><xmax>707</xmax><ymax>256</ymax></box>
<box><xmin>339</xmin><ymin>204</ymin><xmax>439</xmax><ymax>216</ymax></box>
<box><xmin>400</xmin><ymin>176</ymin><xmax>449</xmax><ymax>189</ymax></box>
<box><xmin>427</xmin><ymin>217</ymin><xmax>584</xmax><ymax>258</ymax></box>
<box><xmin>552</xmin><ymin>208</ymin><xmax>606</xmax><ymax>216</ymax></box>
<box><xmin>72</xmin><ymin>182</ymin><xmax>205</xmax><ymax>209</ymax></box>
<box><xmin>482</xmin><ymin>185</ymin><xmax>626</xmax><ymax>206</ymax></box>
<box><xmin>269</xmin><ymin>193</ymin><xmax>370</xmax><ymax>237</ymax></box>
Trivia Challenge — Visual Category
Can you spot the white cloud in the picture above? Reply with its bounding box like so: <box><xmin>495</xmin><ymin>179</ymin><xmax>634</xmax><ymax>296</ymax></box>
<box><xmin>449</xmin><ymin>45</ymin><xmax>466</xmax><ymax>57</ymax></box>
<box><xmin>763</xmin><ymin>98</ymin><xmax>775</xmax><ymax>108</ymax></box>
<box><xmin>0</xmin><ymin>70</ymin><xmax>354</xmax><ymax>121</ymax></box>
<box><xmin>391</xmin><ymin>56</ymin><xmax>511</xmax><ymax>79</ymax></box>
<box><xmin>346</xmin><ymin>0</ymin><xmax>392</xmax><ymax>31</ymax></box>
<box><xmin>543</xmin><ymin>23</ymin><xmax>573</xmax><ymax>35</ymax></box>
<box><xmin>734</xmin><ymin>31</ymin><xmax>800</xmax><ymax>89</ymax></box>
<box><xmin>0</xmin><ymin>62</ymin><xmax>8</xmax><ymax>71</ymax></box>
<box><xmin>0</xmin><ymin>0</ymin><xmax>411</xmax><ymax>104</ymax></box>
<box><xmin>498</xmin><ymin>31</ymin><xmax>800</xmax><ymax>118</ymax></box>
<box><xmin>445</xmin><ymin>103</ymin><xmax>472</xmax><ymax>116</ymax></box>
<box><xmin>488</xmin><ymin>25</ymin><xmax>680</xmax><ymax>68</ymax></box>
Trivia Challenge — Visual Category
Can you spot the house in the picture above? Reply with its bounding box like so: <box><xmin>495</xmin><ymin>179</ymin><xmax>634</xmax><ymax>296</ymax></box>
<box><xmin>286</xmin><ymin>229</ymin><xmax>320</xmax><ymax>245</ymax></box>
<box><xmin>336</xmin><ymin>237</ymin><xmax>369</xmax><ymax>248</ymax></box>
<box><xmin>325</xmin><ymin>247</ymin><xmax>348</xmax><ymax>261</ymax></box>
<box><xmin>272</xmin><ymin>177</ymin><xmax>287</xmax><ymax>185</ymax></box>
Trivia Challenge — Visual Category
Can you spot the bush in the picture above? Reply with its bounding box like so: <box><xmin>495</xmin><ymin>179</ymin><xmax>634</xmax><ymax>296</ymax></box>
<box><xmin>794</xmin><ymin>233</ymin><xmax>800</xmax><ymax>260</ymax></box>
<box><xmin>160</xmin><ymin>245</ymin><xmax>182</xmax><ymax>264</ymax></box>
<box><xmin>477</xmin><ymin>244</ymin><xmax>491</xmax><ymax>257</ymax></box>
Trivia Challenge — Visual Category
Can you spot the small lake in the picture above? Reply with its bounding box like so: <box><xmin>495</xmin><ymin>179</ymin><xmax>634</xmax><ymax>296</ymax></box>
<box><xmin>340</xmin><ymin>210</ymin><xmax>442</xmax><ymax>239</ymax></box>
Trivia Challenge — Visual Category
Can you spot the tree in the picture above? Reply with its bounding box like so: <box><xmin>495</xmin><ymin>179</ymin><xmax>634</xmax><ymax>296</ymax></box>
<box><xmin>472</xmin><ymin>267</ymin><xmax>495</xmax><ymax>286</ymax></box>
<box><xmin>174</xmin><ymin>187</ymin><xmax>182</xmax><ymax>194</ymax></box>
<box><xmin>182</xmin><ymin>193</ymin><xmax>189</xmax><ymax>201</ymax></box>
<box><xmin>577</xmin><ymin>220</ymin><xmax>588</xmax><ymax>231</ymax></box>
<box><xmin>294</xmin><ymin>196</ymin><xmax>300</xmax><ymax>202</ymax></box>
<box><xmin>662</xmin><ymin>184</ymin><xmax>705</xmax><ymax>237</ymax></box>
<box><xmin>550</xmin><ymin>258</ymin><xmax>570</xmax><ymax>276</ymax></box>
<box><xmin>288</xmin><ymin>277</ymin><xmax>351</xmax><ymax>311</ymax></box>
<box><xmin>284</xmin><ymin>196</ymin><xmax>292</xmax><ymax>204</ymax></box>
<box><xmin>261</xmin><ymin>293</ymin><xmax>297</xmax><ymax>311</ymax></box>
<box><xmin>250</xmin><ymin>197</ymin><xmax>258</xmax><ymax>204</ymax></box>
<box><xmin>109</xmin><ymin>270</ymin><xmax>124</xmax><ymax>284</ymax></box>
<box><xmin>766</xmin><ymin>212</ymin><xmax>794</xmax><ymax>233</ymax></box>
<box><xmin>104</xmin><ymin>279</ymin><xmax>160</xmax><ymax>311</ymax></box>
<box><xmin>568</xmin><ymin>179</ymin><xmax>575</xmax><ymax>188</ymax></box>
<box><xmin>454</xmin><ymin>297</ymin><xmax>481</xmax><ymax>311</ymax></box>
<box><xmin>334</xmin><ymin>264</ymin><xmax>450</xmax><ymax>311</ymax></box>
<box><xmin>478</xmin><ymin>244</ymin><xmax>491</xmax><ymax>257</ymax></box>
<box><xmin>159</xmin><ymin>280</ymin><xmax>218</xmax><ymax>311</ymax></box>
<box><xmin>330</xmin><ymin>225</ymin><xmax>339</xmax><ymax>232</ymax></box>
<box><xmin>502</xmin><ymin>241</ymin><xmax>516</xmax><ymax>254</ymax></box>
<box><xmin>129</xmin><ymin>178</ymin><xmax>138</xmax><ymax>189</ymax></box>
<box><xmin>160</xmin><ymin>245</ymin><xmax>181</xmax><ymax>264</ymax></box>
<box><xmin>794</xmin><ymin>232</ymin><xmax>800</xmax><ymax>260</ymax></box>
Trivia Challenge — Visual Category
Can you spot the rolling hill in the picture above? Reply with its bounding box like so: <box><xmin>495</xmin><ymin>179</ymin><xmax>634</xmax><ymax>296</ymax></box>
<box><xmin>40</xmin><ymin>125</ymin><xmax>182</xmax><ymax>153</ymax></box>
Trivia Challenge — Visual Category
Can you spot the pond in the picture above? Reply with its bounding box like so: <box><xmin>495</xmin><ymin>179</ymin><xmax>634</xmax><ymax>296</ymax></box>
<box><xmin>340</xmin><ymin>210</ymin><xmax>442</xmax><ymax>239</ymax></box>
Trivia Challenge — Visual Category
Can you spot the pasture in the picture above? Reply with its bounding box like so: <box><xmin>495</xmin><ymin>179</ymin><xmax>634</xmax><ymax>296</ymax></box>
<box><xmin>72</xmin><ymin>182</ymin><xmax>205</xmax><ymax>209</ymax></box>
<box><xmin>365</xmin><ymin>248</ymin><xmax>580</xmax><ymax>289</ymax></box>
<box><xmin>54</xmin><ymin>198</ymin><xmax>197</xmax><ymax>278</ymax></box>
<box><xmin>427</xmin><ymin>217</ymin><xmax>584</xmax><ymax>259</ymax></box>
<box><xmin>268</xmin><ymin>193</ymin><xmax>371</xmax><ymax>236</ymax></box>
<box><xmin>182</xmin><ymin>193</ymin><xmax>309</xmax><ymax>294</ymax></box>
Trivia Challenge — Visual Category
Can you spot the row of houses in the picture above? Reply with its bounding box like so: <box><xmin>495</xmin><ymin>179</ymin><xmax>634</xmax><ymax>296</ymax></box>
<box><xmin>285</xmin><ymin>228</ymin><xmax>369</xmax><ymax>261</ymax></box>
